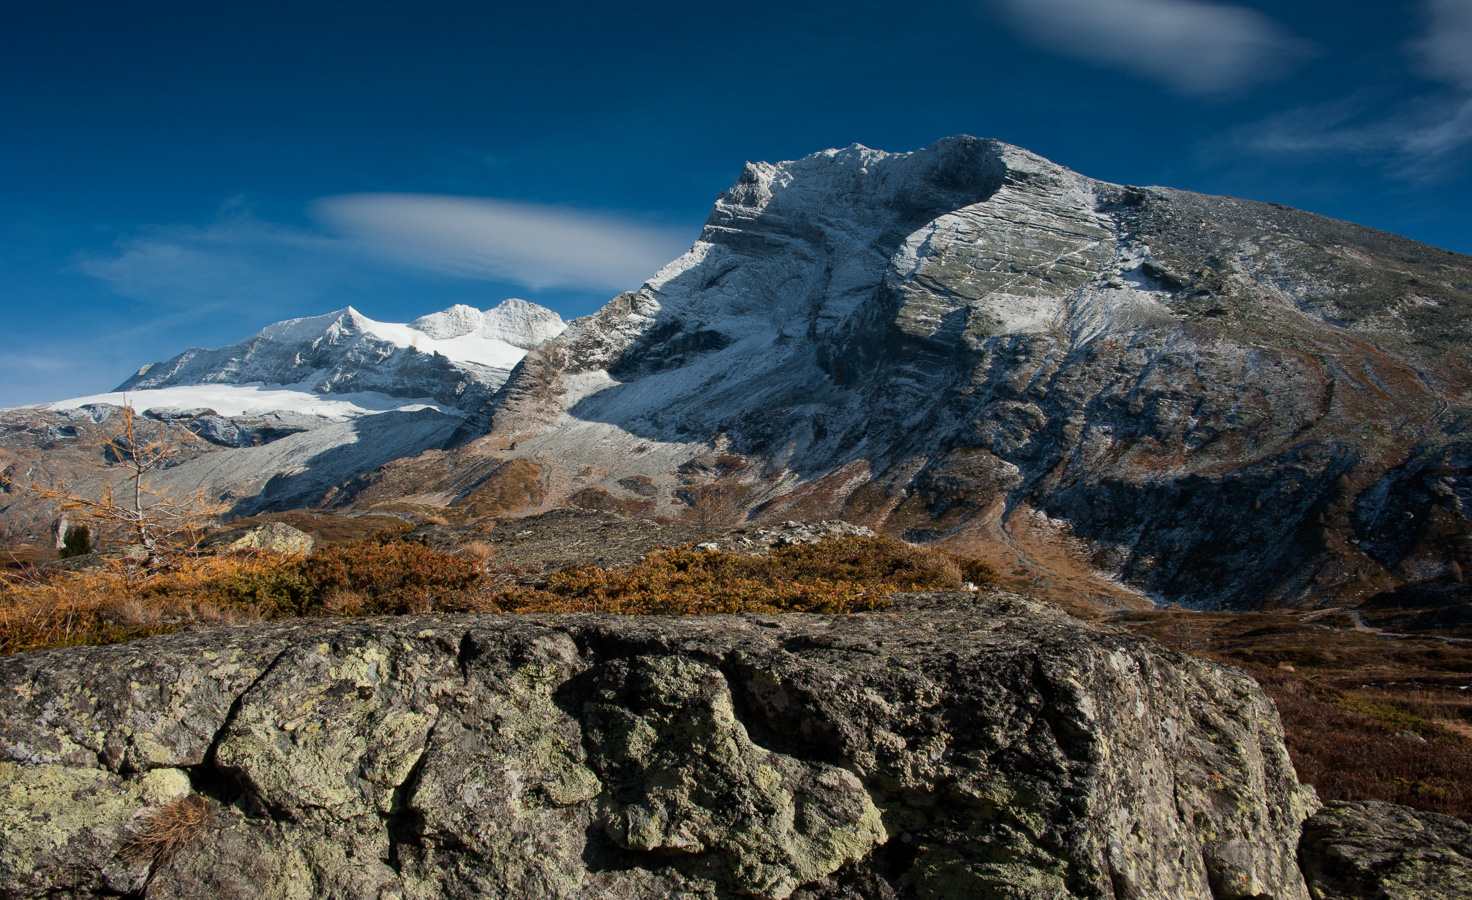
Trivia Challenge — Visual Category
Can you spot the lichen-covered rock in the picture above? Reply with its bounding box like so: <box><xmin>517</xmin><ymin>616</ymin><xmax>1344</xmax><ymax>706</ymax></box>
<box><xmin>1299</xmin><ymin>800</ymin><xmax>1472</xmax><ymax>900</ymax></box>
<box><xmin>204</xmin><ymin>521</ymin><xmax>315</xmax><ymax>555</ymax></box>
<box><xmin>0</xmin><ymin>592</ymin><xmax>1319</xmax><ymax>898</ymax></box>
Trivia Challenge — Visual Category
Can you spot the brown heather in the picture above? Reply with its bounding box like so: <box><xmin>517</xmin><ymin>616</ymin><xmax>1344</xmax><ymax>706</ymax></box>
<box><xmin>0</xmin><ymin>535</ymin><xmax>994</xmax><ymax>656</ymax></box>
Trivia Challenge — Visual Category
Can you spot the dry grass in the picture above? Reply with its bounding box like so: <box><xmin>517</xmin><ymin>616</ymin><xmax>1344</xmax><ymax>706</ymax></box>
<box><xmin>0</xmin><ymin>535</ymin><xmax>994</xmax><ymax>656</ymax></box>
<box><xmin>0</xmin><ymin>555</ymin><xmax>279</xmax><ymax>655</ymax></box>
<box><xmin>121</xmin><ymin>794</ymin><xmax>212</xmax><ymax>866</ymax></box>
<box><xmin>459</xmin><ymin>540</ymin><xmax>496</xmax><ymax>561</ymax></box>
<box><xmin>491</xmin><ymin>536</ymin><xmax>990</xmax><ymax>616</ymax></box>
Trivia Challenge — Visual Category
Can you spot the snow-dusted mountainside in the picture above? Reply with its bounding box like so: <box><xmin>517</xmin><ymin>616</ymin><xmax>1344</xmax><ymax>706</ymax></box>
<box><xmin>0</xmin><ymin>300</ymin><xmax>566</xmax><ymax>539</ymax></box>
<box><xmin>115</xmin><ymin>299</ymin><xmax>566</xmax><ymax>415</ymax></box>
<box><xmin>344</xmin><ymin>136</ymin><xmax>1472</xmax><ymax>610</ymax></box>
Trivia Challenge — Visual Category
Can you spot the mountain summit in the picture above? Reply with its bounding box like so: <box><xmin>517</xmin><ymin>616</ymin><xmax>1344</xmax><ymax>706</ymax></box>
<box><xmin>348</xmin><ymin>136</ymin><xmax>1472</xmax><ymax>610</ymax></box>
<box><xmin>117</xmin><ymin>298</ymin><xmax>566</xmax><ymax>414</ymax></box>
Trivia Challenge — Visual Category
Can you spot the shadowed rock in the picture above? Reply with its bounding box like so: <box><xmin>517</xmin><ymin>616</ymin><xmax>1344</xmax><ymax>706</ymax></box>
<box><xmin>1299</xmin><ymin>800</ymin><xmax>1472</xmax><ymax>900</ymax></box>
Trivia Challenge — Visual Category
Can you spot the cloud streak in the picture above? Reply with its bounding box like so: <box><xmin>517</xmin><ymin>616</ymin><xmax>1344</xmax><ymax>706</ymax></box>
<box><xmin>1413</xmin><ymin>0</ymin><xmax>1472</xmax><ymax>91</ymax></box>
<box><xmin>990</xmin><ymin>0</ymin><xmax>1309</xmax><ymax>95</ymax></box>
<box><xmin>312</xmin><ymin>194</ymin><xmax>693</xmax><ymax>292</ymax></box>
<box><xmin>1238</xmin><ymin>0</ymin><xmax>1472</xmax><ymax>172</ymax></box>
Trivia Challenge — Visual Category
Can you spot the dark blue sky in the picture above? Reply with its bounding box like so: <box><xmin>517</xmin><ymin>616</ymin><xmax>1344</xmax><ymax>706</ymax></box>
<box><xmin>4</xmin><ymin>0</ymin><xmax>1470</xmax><ymax>406</ymax></box>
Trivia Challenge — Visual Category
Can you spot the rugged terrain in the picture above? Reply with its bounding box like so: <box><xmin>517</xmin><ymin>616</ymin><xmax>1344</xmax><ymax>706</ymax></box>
<box><xmin>1</xmin><ymin>591</ymin><xmax>1326</xmax><ymax>899</ymax></box>
<box><xmin>7</xmin><ymin>136</ymin><xmax>1472</xmax><ymax>613</ymax></box>
<box><xmin>334</xmin><ymin>137</ymin><xmax>1472</xmax><ymax>611</ymax></box>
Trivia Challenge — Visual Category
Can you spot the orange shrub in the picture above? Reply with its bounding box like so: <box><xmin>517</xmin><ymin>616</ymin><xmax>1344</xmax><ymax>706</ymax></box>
<box><xmin>301</xmin><ymin>540</ymin><xmax>483</xmax><ymax>615</ymax></box>
<box><xmin>1</xmin><ymin>535</ymin><xmax>993</xmax><ymax>655</ymax></box>
<box><xmin>493</xmin><ymin>536</ymin><xmax>990</xmax><ymax>615</ymax></box>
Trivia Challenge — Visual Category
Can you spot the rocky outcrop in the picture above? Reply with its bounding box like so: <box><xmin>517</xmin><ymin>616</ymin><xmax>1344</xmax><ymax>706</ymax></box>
<box><xmin>1299</xmin><ymin>800</ymin><xmax>1472</xmax><ymax>899</ymax></box>
<box><xmin>0</xmin><ymin>593</ymin><xmax>1320</xmax><ymax>899</ymax></box>
<box><xmin>201</xmin><ymin>521</ymin><xmax>315</xmax><ymax>556</ymax></box>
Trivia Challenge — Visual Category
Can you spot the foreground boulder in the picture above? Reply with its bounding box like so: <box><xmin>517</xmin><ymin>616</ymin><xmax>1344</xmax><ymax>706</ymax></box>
<box><xmin>0</xmin><ymin>593</ymin><xmax>1318</xmax><ymax>899</ymax></box>
<box><xmin>1299</xmin><ymin>800</ymin><xmax>1472</xmax><ymax>900</ymax></box>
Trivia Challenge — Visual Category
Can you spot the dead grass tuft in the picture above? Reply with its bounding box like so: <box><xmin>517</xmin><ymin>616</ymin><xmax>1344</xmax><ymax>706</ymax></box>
<box><xmin>459</xmin><ymin>541</ymin><xmax>496</xmax><ymax>561</ymax></box>
<box><xmin>121</xmin><ymin>794</ymin><xmax>212</xmax><ymax>866</ymax></box>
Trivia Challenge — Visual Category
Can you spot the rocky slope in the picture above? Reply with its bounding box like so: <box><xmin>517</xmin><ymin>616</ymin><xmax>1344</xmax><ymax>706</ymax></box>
<box><xmin>0</xmin><ymin>592</ymin><xmax>1323</xmax><ymax>899</ymax></box>
<box><xmin>344</xmin><ymin>136</ymin><xmax>1472</xmax><ymax>611</ymax></box>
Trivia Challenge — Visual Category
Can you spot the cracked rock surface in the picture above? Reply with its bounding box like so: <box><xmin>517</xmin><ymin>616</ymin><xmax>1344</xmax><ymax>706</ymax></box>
<box><xmin>0</xmin><ymin>593</ymin><xmax>1320</xmax><ymax>899</ymax></box>
<box><xmin>1299</xmin><ymin>800</ymin><xmax>1472</xmax><ymax>900</ymax></box>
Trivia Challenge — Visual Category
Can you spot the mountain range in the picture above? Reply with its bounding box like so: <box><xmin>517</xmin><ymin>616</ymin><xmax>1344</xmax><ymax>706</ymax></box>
<box><xmin>5</xmin><ymin>135</ymin><xmax>1471</xmax><ymax>611</ymax></box>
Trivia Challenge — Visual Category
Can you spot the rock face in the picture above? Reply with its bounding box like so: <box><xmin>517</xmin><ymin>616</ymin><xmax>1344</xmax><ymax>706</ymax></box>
<box><xmin>352</xmin><ymin>136</ymin><xmax>1472</xmax><ymax>610</ymax></box>
<box><xmin>0</xmin><ymin>593</ymin><xmax>1320</xmax><ymax>899</ymax></box>
<box><xmin>1298</xmin><ymin>800</ymin><xmax>1472</xmax><ymax>900</ymax></box>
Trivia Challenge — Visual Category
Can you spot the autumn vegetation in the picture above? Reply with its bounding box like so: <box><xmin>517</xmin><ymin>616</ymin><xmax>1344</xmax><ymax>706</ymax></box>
<box><xmin>0</xmin><ymin>532</ymin><xmax>992</xmax><ymax>657</ymax></box>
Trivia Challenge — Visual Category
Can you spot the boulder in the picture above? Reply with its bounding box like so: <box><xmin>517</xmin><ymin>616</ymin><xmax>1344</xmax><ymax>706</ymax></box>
<box><xmin>0</xmin><ymin>593</ymin><xmax>1319</xmax><ymax>899</ymax></box>
<box><xmin>203</xmin><ymin>521</ymin><xmax>314</xmax><ymax>556</ymax></box>
<box><xmin>1299</xmin><ymin>800</ymin><xmax>1472</xmax><ymax>899</ymax></box>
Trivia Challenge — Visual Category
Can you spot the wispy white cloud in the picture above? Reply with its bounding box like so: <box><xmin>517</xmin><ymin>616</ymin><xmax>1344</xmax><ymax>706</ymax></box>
<box><xmin>1237</xmin><ymin>0</ymin><xmax>1472</xmax><ymax>172</ymax></box>
<box><xmin>312</xmin><ymin>194</ymin><xmax>693</xmax><ymax>292</ymax></box>
<box><xmin>1412</xmin><ymin>0</ymin><xmax>1472</xmax><ymax>91</ymax></box>
<box><xmin>989</xmin><ymin>0</ymin><xmax>1310</xmax><ymax>95</ymax></box>
<box><xmin>79</xmin><ymin>195</ymin><xmax>695</xmax><ymax>320</ymax></box>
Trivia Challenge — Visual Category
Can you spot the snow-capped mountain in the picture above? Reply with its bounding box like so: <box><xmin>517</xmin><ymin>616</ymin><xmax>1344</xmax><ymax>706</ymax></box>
<box><xmin>104</xmin><ymin>298</ymin><xmax>566</xmax><ymax>417</ymax></box>
<box><xmin>1</xmin><ymin>299</ymin><xmax>567</xmax><ymax>533</ymax></box>
<box><xmin>350</xmin><ymin>136</ymin><xmax>1472</xmax><ymax>610</ymax></box>
<box><xmin>7</xmin><ymin>136</ymin><xmax>1472</xmax><ymax>612</ymax></box>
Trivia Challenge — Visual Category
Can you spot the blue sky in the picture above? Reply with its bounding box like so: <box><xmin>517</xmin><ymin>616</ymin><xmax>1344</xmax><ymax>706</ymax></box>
<box><xmin>3</xmin><ymin>0</ymin><xmax>1470</xmax><ymax>406</ymax></box>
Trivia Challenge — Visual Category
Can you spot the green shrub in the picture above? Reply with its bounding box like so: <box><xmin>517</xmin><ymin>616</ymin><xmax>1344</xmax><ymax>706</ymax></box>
<box><xmin>214</xmin><ymin>565</ymin><xmax>315</xmax><ymax>618</ymax></box>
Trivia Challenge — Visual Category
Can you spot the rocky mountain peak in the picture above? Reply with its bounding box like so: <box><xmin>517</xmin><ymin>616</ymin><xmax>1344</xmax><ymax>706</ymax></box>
<box><xmin>408</xmin><ymin>304</ymin><xmax>485</xmax><ymax>340</ymax></box>
<box><xmin>408</xmin><ymin>136</ymin><xmax>1472</xmax><ymax>611</ymax></box>
<box><xmin>409</xmin><ymin>299</ymin><xmax>567</xmax><ymax>348</ymax></box>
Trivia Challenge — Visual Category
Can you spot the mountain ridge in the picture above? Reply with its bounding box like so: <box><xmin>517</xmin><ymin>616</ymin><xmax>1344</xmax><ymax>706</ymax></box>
<box><xmin>351</xmin><ymin>135</ymin><xmax>1472</xmax><ymax>610</ymax></box>
<box><xmin>117</xmin><ymin>298</ymin><xmax>567</xmax><ymax>413</ymax></box>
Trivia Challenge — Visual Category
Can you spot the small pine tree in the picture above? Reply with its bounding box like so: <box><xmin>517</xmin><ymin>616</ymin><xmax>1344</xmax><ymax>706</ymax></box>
<box><xmin>31</xmin><ymin>402</ymin><xmax>225</xmax><ymax>566</ymax></box>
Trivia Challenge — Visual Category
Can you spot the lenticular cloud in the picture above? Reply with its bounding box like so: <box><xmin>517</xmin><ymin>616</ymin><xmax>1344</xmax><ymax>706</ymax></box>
<box><xmin>313</xmin><ymin>194</ymin><xmax>693</xmax><ymax>292</ymax></box>
<box><xmin>991</xmin><ymin>0</ymin><xmax>1308</xmax><ymax>95</ymax></box>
